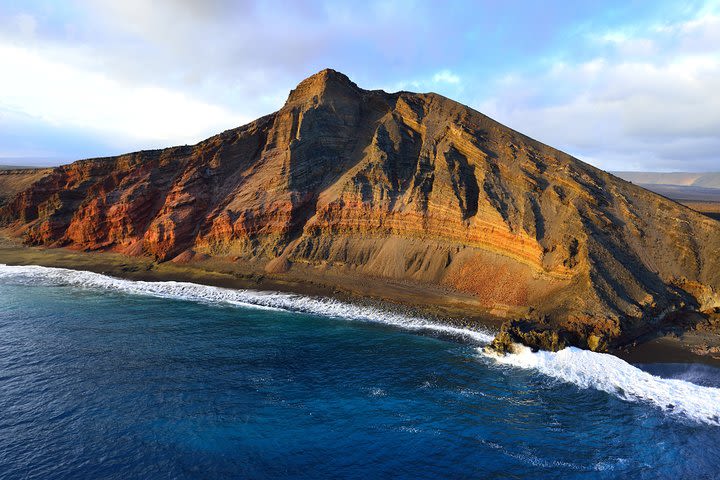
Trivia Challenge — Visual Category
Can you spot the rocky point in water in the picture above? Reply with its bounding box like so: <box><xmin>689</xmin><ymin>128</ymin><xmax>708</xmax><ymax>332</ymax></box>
<box><xmin>1</xmin><ymin>69</ymin><xmax>719</xmax><ymax>352</ymax></box>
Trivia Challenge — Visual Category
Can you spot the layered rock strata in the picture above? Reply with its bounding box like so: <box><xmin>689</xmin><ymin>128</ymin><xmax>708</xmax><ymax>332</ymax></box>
<box><xmin>3</xmin><ymin>69</ymin><xmax>719</xmax><ymax>351</ymax></box>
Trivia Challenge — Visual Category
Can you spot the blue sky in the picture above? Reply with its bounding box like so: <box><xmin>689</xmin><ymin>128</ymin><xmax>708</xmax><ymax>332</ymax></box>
<box><xmin>0</xmin><ymin>0</ymin><xmax>718</xmax><ymax>171</ymax></box>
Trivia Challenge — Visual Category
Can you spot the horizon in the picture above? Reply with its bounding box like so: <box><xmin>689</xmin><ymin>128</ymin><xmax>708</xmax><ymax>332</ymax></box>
<box><xmin>1</xmin><ymin>1</ymin><xmax>719</xmax><ymax>172</ymax></box>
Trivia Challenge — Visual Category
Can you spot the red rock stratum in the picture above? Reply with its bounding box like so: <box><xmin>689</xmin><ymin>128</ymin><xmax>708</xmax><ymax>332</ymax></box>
<box><xmin>2</xmin><ymin>69</ymin><xmax>719</xmax><ymax>351</ymax></box>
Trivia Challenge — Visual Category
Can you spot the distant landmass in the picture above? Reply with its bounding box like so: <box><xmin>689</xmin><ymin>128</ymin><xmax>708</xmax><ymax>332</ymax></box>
<box><xmin>1</xmin><ymin>69</ymin><xmax>719</xmax><ymax>354</ymax></box>
<box><xmin>614</xmin><ymin>171</ymin><xmax>720</xmax><ymax>189</ymax></box>
<box><xmin>614</xmin><ymin>171</ymin><xmax>720</xmax><ymax>221</ymax></box>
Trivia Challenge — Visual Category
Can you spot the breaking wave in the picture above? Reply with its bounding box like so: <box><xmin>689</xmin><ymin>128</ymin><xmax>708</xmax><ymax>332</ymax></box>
<box><xmin>483</xmin><ymin>345</ymin><xmax>720</xmax><ymax>426</ymax></box>
<box><xmin>2</xmin><ymin>264</ymin><xmax>719</xmax><ymax>426</ymax></box>
<box><xmin>0</xmin><ymin>264</ymin><xmax>494</xmax><ymax>343</ymax></box>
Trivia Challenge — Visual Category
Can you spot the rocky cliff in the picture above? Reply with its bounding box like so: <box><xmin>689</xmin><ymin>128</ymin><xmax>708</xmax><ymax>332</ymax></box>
<box><xmin>2</xmin><ymin>69</ymin><xmax>719</xmax><ymax>351</ymax></box>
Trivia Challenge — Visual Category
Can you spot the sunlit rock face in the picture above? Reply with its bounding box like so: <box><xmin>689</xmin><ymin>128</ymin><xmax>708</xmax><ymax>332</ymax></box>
<box><xmin>3</xmin><ymin>69</ymin><xmax>720</xmax><ymax>348</ymax></box>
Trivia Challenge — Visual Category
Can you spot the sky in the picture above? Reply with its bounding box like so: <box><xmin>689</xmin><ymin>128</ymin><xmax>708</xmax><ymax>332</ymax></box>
<box><xmin>0</xmin><ymin>0</ymin><xmax>719</xmax><ymax>172</ymax></box>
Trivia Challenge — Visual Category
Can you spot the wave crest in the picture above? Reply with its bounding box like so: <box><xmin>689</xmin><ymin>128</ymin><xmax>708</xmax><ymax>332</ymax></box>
<box><xmin>483</xmin><ymin>345</ymin><xmax>720</xmax><ymax>426</ymax></box>
<box><xmin>3</xmin><ymin>264</ymin><xmax>719</xmax><ymax>426</ymax></box>
<box><xmin>0</xmin><ymin>264</ymin><xmax>494</xmax><ymax>343</ymax></box>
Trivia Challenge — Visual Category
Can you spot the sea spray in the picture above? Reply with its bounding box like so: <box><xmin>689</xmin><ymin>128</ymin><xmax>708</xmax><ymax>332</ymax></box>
<box><xmin>483</xmin><ymin>345</ymin><xmax>720</xmax><ymax>426</ymax></box>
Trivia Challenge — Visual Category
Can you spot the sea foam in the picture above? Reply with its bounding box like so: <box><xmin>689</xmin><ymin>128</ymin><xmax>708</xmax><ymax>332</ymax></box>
<box><xmin>3</xmin><ymin>264</ymin><xmax>720</xmax><ymax>426</ymax></box>
<box><xmin>483</xmin><ymin>345</ymin><xmax>720</xmax><ymax>426</ymax></box>
<box><xmin>0</xmin><ymin>264</ymin><xmax>494</xmax><ymax>343</ymax></box>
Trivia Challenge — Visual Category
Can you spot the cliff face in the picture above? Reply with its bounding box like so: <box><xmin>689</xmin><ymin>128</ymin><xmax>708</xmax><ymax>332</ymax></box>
<box><xmin>2</xmin><ymin>69</ymin><xmax>720</xmax><ymax>350</ymax></box>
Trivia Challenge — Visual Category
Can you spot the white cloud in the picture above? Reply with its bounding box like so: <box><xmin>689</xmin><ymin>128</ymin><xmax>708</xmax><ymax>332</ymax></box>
<box><xmin>12</xmin><ymin>13</ymin><xmax>37</xmax><ymax>38</ymax></box>
<box><xmin>432</xmin><ymin>69</ymin><xmax>461</xmax><ymax>84</ymax></box>
<box><xmin>1</xmin><ymin>0</ymin><xmax>718</xmax><ymax>173</ymax></box>
<box><xmin>477</xmin><ymin>10</ymin><xmax>720</xmax><ymax>172</ymax></box>
<box><xmin>0</xmin><ymin>43</ymin><xmax>248</xmax><ymax>151</ymax></box>
<box><xmin>386</xmin><ymin>69</ymin><xmax>465</xmax><ymax>98</ymax></box>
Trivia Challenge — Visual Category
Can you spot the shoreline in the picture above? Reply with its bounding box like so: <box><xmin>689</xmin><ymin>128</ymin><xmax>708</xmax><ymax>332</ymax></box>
<box><xmin>1</xmin><ymin>237</ymin><xmax>718</xmax><ymax>368</ymax></box>
<box><xmin>0</xmin><ymin>236</ymin><xmax>504</xmax><ymax>331</ymax></box>
<box><xmin>613</xmin><ymin>331</ymin><xmax>720</xmax><ymax>367</ymax></box>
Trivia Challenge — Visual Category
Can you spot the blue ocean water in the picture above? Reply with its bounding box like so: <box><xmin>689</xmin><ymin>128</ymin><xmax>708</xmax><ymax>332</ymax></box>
<box><xmin>1</xmin><ymin>266</ymin><xmax>720</xmax><ymax>479</ymax></box>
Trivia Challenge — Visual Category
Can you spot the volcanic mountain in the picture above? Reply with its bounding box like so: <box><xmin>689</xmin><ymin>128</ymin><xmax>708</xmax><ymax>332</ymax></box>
<box><xmin>2</xmin><ymin>69</ymin><xmax>719</xmax><ymax>351</ymax></box>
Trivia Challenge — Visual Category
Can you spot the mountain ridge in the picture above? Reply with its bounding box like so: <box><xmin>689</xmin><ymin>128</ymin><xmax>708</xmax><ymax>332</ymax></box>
<box><xmin>2</xmin><ymin>68</ymin><xmax>719</xmax><ymax>352</ymax></box>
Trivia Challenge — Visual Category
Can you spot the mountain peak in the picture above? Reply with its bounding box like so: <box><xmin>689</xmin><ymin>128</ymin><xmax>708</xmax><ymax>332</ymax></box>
<box><xmin>286</xmin><ymin>68</ymin><xmax>361</xmax><ymax>104</ymax></box>
<box><xmin>4</xmin><ymin>68</ymin><xmax>720</xmax><ymax>355</ymax></box>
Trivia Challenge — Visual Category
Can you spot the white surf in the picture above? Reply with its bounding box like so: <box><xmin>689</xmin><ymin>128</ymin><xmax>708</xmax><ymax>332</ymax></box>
<box><xmin>2</xmin><ymin>264</ymin><xmax>719</xmax><ymax>425</ymax></box>
<box><xmin>483</xmin><ymin>345</ymin><xmax>720</xmax><ymax>426</ymax></box>
<box><xmin>0</xmin><ymin>264</ymin><xmax>494</xmax><ymax>343</ymax></box>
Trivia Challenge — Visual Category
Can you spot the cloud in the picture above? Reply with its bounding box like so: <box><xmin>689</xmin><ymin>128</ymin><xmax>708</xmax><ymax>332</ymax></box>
<box><xmin>1</xmin><ymin>0</ymin><xmax>579</xmax><ymax>115</ymax></box>
<box><xmin>2</xmin><ymin>1</ymin><xmax>469</xmax><ymax>131</ymax></box>
<box><xmin>0</xmin><ymin>0</ymin><xmax>718</xmax><ymax>172</ymax></box>
<box><xmin>432</xmin><ymin>70</ymin><xmax>461</xmax><ymax>85</ymax></box>
<box><xmin>477</xmin><ymin>8</ymin><xmax>720</xmax><ymax>172</ymax></box>
<box><xmin>0</xmin><ymin>43</ymin><xmax>248</xmax><ymax>157</ymax></box>
<box><xmin>12</xmin><ymin>13</ymin><xmax>37</xmax><ymax>37</ymax></box>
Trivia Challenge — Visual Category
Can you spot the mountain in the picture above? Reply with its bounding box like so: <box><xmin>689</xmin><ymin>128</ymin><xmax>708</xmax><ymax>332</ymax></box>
<box><xmin>2</xmin><ymin>69</ymin><xmax>719</xmax><ymax>352</ymax></box>
<box><xmin>614</xmin><ymin>171</ymin><xmax>720</xmax><ymax>189</ymax></box>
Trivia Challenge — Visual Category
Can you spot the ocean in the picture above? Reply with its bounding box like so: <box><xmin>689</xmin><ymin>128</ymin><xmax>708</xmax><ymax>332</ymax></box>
<box><xmin>1</xmin><ymin>264</ymin><xmax>719</xmax><ymax>479</ymax></box>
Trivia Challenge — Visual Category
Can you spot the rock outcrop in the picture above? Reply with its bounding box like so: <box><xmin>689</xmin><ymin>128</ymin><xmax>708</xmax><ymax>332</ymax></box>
<box><xmin>2</xmin><ymin>69</ymin><xmax>720</xmax><ymax>351</ymax></box>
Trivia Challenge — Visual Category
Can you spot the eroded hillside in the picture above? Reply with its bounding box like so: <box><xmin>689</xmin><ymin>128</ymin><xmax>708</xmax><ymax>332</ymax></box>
<box><xmin>3</xmin><ymin>69</ymin><xmax>719</xmax><ymax>350</ymax></box>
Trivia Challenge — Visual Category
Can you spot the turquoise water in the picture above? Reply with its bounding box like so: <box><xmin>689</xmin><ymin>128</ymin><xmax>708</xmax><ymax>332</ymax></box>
<box><xmin>1</xmin><ymin>265</ymin><xmax>719</xmax><ymax>479</ymax></box>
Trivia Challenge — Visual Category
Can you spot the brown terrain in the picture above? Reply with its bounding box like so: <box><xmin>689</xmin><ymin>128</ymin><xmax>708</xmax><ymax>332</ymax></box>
<box><xmin>1</xmin><ymin>69</ymin><xmax>719</xmax><ymax>355</ymax></box>
<box><xmin>0</xmin><ymin>168</ymin><xmax>53</xmax><ymax>207</ymax></box>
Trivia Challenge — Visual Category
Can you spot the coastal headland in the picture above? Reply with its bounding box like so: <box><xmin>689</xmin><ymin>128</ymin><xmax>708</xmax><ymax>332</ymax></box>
<box><xmin>1</xmin><ymin>69</ymin><xmax>719</xmax><ymax>361</ymax></box>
